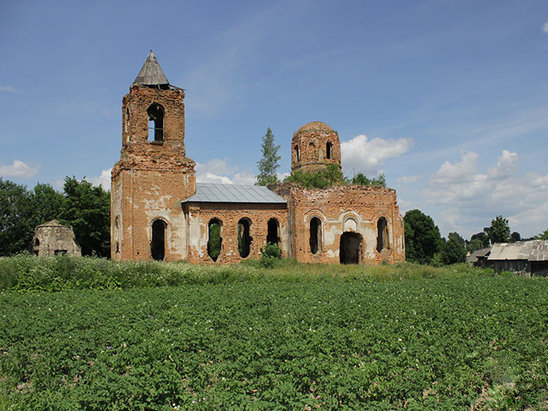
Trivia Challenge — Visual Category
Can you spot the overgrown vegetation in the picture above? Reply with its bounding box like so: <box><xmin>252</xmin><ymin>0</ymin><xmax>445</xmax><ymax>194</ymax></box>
<box><xmin>0</xmin><ymin>257</ymin><xmax>546</xmax><ymax>409</ymax></box>
<box><xmin>283</xmin><ymin>166</ymin><xmax>386</xmax><ymax>190</ymax></box>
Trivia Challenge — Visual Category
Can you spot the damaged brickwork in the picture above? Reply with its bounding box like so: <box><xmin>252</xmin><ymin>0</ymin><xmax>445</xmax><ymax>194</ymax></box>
<box><xmin>111</xmin><ymin>52</ymin><xmax>405</xmax><ymax>264</ymax></box>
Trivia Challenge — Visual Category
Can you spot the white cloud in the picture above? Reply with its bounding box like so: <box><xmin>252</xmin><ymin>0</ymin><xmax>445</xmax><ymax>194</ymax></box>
<box><xmin>88</xmin><ymin>169</ymin><xmax>111</xmax><ymax>190</ymax></box>
<box><xmin>341</xmin><ymin>134</ymin><xmax>413</xmax><ymax>175</ymax></box>
<box><xmin>431</xmin><ymin>152</ymin><xmax>478</xmax><ymax>185</ymax></box>
<box><xmin>424</xmin><ymin>150</ymin><xmax>548</xmax><ymax>238</ymax></box>
<box><xmin>0</xmin><ymin>85</ymin><xmax>17</xmax><ymax>93</ymax></box>
<box><xmin>0</xmin><ymin>160</ymin><xmax>40</xmax><ymax>178</ymax></box>
<box><xmin>543</xmin><ymin>22</ymin><xmax>548</xmax><ymax>34</ymax></box>
<box><xmin>397</xmin><ymin>175</ymin><xmax>421</xmax><ymax>184</ymax></box>
<box><xmin>195</xmin><ymin>158</ymin><xmax>255</xmax><ymax>185</ymax></box>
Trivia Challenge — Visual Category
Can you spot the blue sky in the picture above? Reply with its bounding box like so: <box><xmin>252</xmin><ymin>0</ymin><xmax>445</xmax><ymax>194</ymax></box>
<box><xmin>1</xmin><ymin>0</ymin><xmax>547</xmax><ymax>239</ymax></box>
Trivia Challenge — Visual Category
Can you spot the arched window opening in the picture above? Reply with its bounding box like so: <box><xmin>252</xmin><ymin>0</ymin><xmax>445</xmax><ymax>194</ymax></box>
<box><xmin>115</xmin><ymin>242</ymin><xmax>120</xmax><ymax>253</ymax></box>
<box><xmin>309</xmin><ymin>217</ymin><xmax>322</xmax><ymax>254</ymax></box>
<box><xmin>151</xmin><ymin>219</ymin><xmax>167</xmax><ymax>261</ymax></box>
<box><xmin>125</xmin><ymin>108</ymin><xmax>130</xmax><ymax>133</ymax></box>
<box><xmin>147</xmin><ymin>103</ymin><xmax>164</xmax><ymax>142</ymax></box>
<box><xmin>308</xmin><ymin>142</ymin><xmax>316</xmax><ymax>161</ymax></box>
<box><xmin>34</xmin><ymin>238</ymin><xmax>40</xmax><ymax>247</ymax></box>
<box><xmin>267</xmin><ymin>218</ymin><xmax>280</xmax><ymax>245</ymax></box>
<box><xmin>115</xmin><ymin>216</ymin><xmax>120</xmax><ymax>230</ymax></box>
<box><xmin>294</xmin><ymin>145</ymin><xmax>300</xmax><ymax>162</ymax></box>
<box><xmin>207</xmin><ymin>218</ymin><xmax>222</xmax><ymax>262</ymax></box>
<box><xmin>377</xmin><ymin>217</ymin><xmax>390</xmax><ymax>252</ymax></box>
<box><xmin>238</xmin><ymin>218</ymin><xmax>252</xmax><ymax>258</ymax></box>
<box><xmin>326</xmin><ymin>142</ymin><xmax>333</xmax><ymax>159</ymax></box>
<box><xmin>340</xmin><ymin>232</ymin><xmax>362</xmax><ymax>264</ymax></box>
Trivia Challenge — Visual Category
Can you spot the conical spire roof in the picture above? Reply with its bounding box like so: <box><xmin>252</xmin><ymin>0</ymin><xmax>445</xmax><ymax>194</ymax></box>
<box><xmin>133</xmin><ymin>50</ymin><xmax>169</xmax><ymax>87</ymax></box>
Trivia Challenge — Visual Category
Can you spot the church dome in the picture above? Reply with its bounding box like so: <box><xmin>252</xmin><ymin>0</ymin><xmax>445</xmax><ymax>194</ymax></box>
<box><xmin>297</xmin><ymin>121</ymin><xmax>333</xmax><ymax>133</ymax></box>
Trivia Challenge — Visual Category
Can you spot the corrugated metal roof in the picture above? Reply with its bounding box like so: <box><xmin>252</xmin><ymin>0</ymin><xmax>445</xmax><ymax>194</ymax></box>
<box><xmin>467</xmin><ymin>247</ymin><xmax>491</xmax><ymax>263</ymax></box>
<box><xmin>133</xmin><ymin>50</ymin><xmax>169</xmax><ymax>87</ymax></box>
<box><xmin>488</xmin><ymin>240</ymin><xmax>548</xmax><ymax>261</ymax></box>
<box><xmin>182</xmin><ymin>183</ymin><xmax>286</xmax><ymax>204</ymax></box>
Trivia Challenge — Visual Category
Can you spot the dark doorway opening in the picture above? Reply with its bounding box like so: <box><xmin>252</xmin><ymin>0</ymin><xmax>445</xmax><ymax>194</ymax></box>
<box><xmin>326</xmin><ymin>142</ymin><xmax>332</xmax><ymax>159</ymax></box>
<box><xmin>207</xmin><ymin>218</ymin><xmax>222</xmax><ymax>262</ymax></box>
<box><xmin>267</xmin><ymin>218</ymin><xmax>280</xmax><ymax>245</ymax></box>
<box><xmin>377</xmin><ymin>217</ymin><xmax>389</xmax><ymax>252</ymax></box>
<box><xmin>238</xmin><ymin>218</ymin><xmax>252</xmax><ymax>258</ymax></box>
<box><xmin>151</xmin><ymin>219</ymin><xmax>167</xmax><ymax>261</ymax></box>
<box><xmin>340</xmin><ymin>232</ymin><xmax>362</xmax><ymax>264</ymax></box>
<box><xmin>310</xmin><ymin>217</ymin><xmax>322</xmax><ymax>254</ymax></box>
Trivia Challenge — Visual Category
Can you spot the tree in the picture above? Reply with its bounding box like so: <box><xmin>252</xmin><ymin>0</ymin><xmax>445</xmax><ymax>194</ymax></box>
<box><xmin>441</xmin><ymin>232</ymin><xmax>467</xmax><ymax>265</ymax></box>
<box><xmin>470</xmin><ymin>231</ymin><xmax>489</xmax><ymax>248</ymax></box>
<box><xmin>404</xmin><ymin>209</ymin><xmax>442</xmax><ymax>264</ymax></box>
<box><xmin>510</xmin><ymin>231</ymin><xmax>521</xmax><ymax>242</ymax></box>
<box><xmin>29</xmin><ymin>183</ymin><xmax>64</xmax><ymax>227</ymax></box>
<box><xmin>256</xmin><ymin>127</ymin><xmax>281</xmax><ymax>186</ymax></box>
<box><xmin>536</xmin><ymin>228</ymin><xmax>548</xmax><ymax>240</ymax></box>
<box><xmin>467</xmin><ymin>238</ymin><xmax>485</xmax><ymax>254</ymax></box>
<box><xmin>0</xmin><ymin>179</ymin><xmax>34</xmax><ymax>255</ymax></box>
<box><xmin>350</xmin><ymin>173</ymin><xmax>386</xmax><ymax>187</ymax></box>
<box><xmin>488</xmin><ymin>215</ymin><xmax>510</xmax><ymax>244</ymax></box>
<box><xmin>59</xmin><ymin>177</ymin><xmax>110</xmax><ymax>257</ymax></box>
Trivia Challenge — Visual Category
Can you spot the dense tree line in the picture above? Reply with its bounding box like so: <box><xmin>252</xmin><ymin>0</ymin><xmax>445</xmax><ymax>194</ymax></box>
<box><xmin>0</xmin><ymin>177</ymin><xmax>110</xmax><ymax>257</ymax></box>
<box><xmin>404</xmin><ymin>210</ymin><xmax>547</xmax><ymax>266</ymax></box>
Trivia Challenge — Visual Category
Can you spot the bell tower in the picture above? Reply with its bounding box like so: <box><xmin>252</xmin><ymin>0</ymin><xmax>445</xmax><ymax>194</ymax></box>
<box><xmin>291</xmin><ymin>121</ymin><xmax>342</xmax><ymax>175</ymax></box>
<box><xmin>111</xmin><ymin>51</ymin><xmax>196</xmax><ymax>261</ymax></box>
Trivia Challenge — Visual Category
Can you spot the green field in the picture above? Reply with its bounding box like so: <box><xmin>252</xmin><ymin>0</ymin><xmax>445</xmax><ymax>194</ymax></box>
<box><xmin>0</xmin><ymin>257</ymin><xmax>547</xmax><ymax>409</ymax></box>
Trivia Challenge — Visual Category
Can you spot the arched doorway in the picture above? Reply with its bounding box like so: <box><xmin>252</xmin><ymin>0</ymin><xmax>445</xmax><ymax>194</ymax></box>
<box><xmin>340</xmin><ymin>232</ymin><xmax>362</xmax><ymax>264</ymax></box>
<box><xmin>151</xmin><ymin>219</ymin><xmax>167</xmax><ymax>261</ymax></box>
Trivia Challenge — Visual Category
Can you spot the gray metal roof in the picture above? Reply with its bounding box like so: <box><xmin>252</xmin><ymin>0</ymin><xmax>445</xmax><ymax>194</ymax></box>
<box><xmin>488</xmin><ymin>240</ymin><xmax>548</xmax><ymax>261</ymax></box>
<box><xmin>133</xmin><ymin>50</ymin><xmax>169</xmax><ymax>87</ymax></box>
<box><xmin>182</xmin><ymin>183</ymin><xmax>286</xmax><ymax>204</ymax></box>
<box><xmin>467</xmin><ymin>247</ymin><xmax>491</xmax><ymax>263</ymax></box>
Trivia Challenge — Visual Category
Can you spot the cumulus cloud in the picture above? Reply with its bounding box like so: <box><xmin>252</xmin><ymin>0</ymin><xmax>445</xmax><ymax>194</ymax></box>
<box><xmin>543</xmin><ymin>22</ymin><xmax>548</xmax><ymax>34</ymax></box>
<box><xmin>195</xmin><ymin>158</ymin><xmax>255</xmax><ymax>184</ymax></box>
<box><xmin>88</xmin><ymin>169</ymin><xmax>111</xmax><ymax>190</ymax></box>
<box><xmin>424</xmin><ymin>150</ymin><xmax>548</xmax><ymax>238</ymax></box>
<box><xmin>341</xmin><ymin>134</ymin><xmax>413</xmax><ymax>175</ymax></box>
<box><xmin>0</xmin><ymin>160</ymin><xmax>40</xmax><ymax>178</ymax></box>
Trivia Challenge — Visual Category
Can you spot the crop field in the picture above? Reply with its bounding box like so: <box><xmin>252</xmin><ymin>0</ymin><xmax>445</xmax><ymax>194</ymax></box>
<box><xmin>0</xmin><ymin>257</ymin><xmax>547</xmax><ymax>409</ymax></box>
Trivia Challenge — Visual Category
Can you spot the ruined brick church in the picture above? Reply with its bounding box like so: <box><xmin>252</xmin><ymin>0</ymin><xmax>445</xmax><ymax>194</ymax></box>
<box><xmin>111</xmin><ymin>52</ymin><xmax>405</xmax><ymax>264</ymax></box>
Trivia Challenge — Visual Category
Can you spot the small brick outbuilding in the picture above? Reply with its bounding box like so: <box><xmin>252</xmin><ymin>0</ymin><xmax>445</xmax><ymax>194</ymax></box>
<box><xmin>111</xmin><ymin>52</ymin><xmax>405</xmax><ymax>264</ymax></box>
<box><xmin>32</xmin><ymin>220</ymin><xmax>81</xmax><ymax>257</ymax></box>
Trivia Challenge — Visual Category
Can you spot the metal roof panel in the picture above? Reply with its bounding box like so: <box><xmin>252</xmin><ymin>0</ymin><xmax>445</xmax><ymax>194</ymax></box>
<box><xmin>182</xmin><ymin>183</ymin><xmax>286</xmax><ymax>204</ymax></box>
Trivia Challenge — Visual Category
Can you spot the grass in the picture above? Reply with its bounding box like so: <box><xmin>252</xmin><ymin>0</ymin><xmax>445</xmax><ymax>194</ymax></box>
<box><xmin>0</xmin><ymin>253</ymin><xmax>493</xmax><ymax>292</ymax></box>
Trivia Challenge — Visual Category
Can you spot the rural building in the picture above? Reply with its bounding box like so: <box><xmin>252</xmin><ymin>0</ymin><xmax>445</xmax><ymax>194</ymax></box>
<box><xmin>488</xmin><ymin>240</ymin><xmax>548</xmax><ymax>276</ymax></box>
<box><xmin>467</xmin><ymin>247</ymin><xmax>492</xmax><ymax>268</ymax></box>
<box><xmin>111</xmin><ymin>51</ymin><xmax>405</xmax><ymax>264</ymax></box>
<box><xmin>32</xmin><ymin>220</ymin><xmax>81</xmax><ymax>257</ymax></box>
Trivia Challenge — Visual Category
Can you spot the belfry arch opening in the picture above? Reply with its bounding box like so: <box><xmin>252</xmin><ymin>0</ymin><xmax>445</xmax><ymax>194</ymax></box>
<box><xmin>267</xmin><ymin>218</ymin><xmax>280</xmax><ymax>245</ymax></box>
<box><xmin>326</xmin><ymin>142</ymin><xmax>332</xmax><ymax>159</ymax></box>
<box><xmin>340</xmin><ymin>232</ymin><xmax>362</xmax><ymax>264</ymax></box>
<box><xmin>377</xmin><ymin>217</ymin><xmax>389</xmax><ymax>252</ymax></box>
<box><xmin>151</xmin><ymin>219</ymin><xmax>167</xmax><ymax>261</ymax></box>
<box><xmin>238</xmin><ymin>218</ymin><xmax>252</xmax><ymax>258</ymax></box>
<box><xmin>294</xmin><ymin>145</ymin><xmax>300</xmax><ymax>162</ymax></box>
<box><xmin>147</xmin><ymin>103</ymin><xmax>164</xmax><ymax>142</ymax></box>
<box><xmin>309</xmin><ymin>217</ymin><xmax>322</xmax><ymax>254</ymax></box>
<box><xmin>207</xmin><ymin>218</ymin><xmax>222</xmax><ymax>262</ymax></box>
